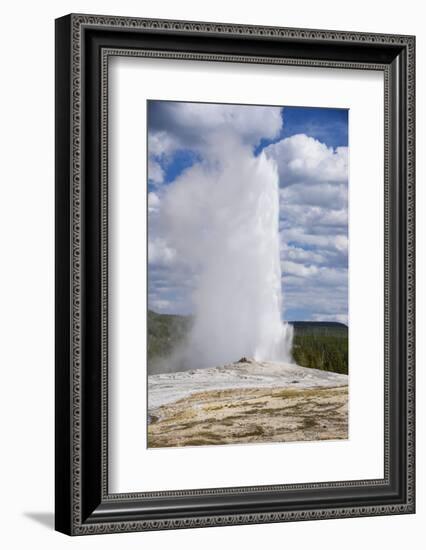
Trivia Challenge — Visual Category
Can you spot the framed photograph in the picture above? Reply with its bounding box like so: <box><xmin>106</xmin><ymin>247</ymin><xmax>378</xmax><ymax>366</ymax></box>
<box><xmin>55</xmin><ymin>14</ymin><xmax>415</xmax><ymax>535</ymax></box>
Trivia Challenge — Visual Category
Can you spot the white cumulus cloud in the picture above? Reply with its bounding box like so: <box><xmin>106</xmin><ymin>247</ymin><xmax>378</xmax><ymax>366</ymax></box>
<box><xmin>265</xmin><ymin>133</ymin><xmax>348</xmax><ymax>184</ymax></box>
<box><xmin>266</xmin><ymin>133</ymin><xmax>349</xmax><ymax>322</ymax></box>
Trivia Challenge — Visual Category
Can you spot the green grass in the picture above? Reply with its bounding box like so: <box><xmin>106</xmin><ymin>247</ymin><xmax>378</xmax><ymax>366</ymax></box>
<box><xmin>147</xmin><ymin>310</ymin><xmax>348</xmax><ymax>375</ymax></box>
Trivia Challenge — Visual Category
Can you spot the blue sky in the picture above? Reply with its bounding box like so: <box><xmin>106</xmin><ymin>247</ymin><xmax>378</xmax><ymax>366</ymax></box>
<box><xmin>255</xmin><ymin>106</ymin><xmax>348</xmax><ymax>155</ymax></box>
<box><xmin>147</xmin><ymin>101</ymin><xmax>348</xmax><ymax>324</ymax></box>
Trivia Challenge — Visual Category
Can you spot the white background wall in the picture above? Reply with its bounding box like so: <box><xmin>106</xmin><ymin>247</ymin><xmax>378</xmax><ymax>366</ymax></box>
<box><xmin>0</xmin><ymin>0</ymin><xmax>423</xmax><ymax>548</ymax></box>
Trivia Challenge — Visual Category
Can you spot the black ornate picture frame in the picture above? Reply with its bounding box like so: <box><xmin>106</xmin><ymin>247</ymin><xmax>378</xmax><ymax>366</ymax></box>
<box><xmin>55</xmin><ymin>14</ymin><xmax>415</xmax><ymax>535</ymax></box>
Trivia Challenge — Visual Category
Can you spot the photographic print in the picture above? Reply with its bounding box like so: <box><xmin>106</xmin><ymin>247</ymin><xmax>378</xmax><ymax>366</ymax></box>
<box><xmin>147</xmin><ymin>100</ymin><xmax>349</xmax><ymax>448</ymax></box>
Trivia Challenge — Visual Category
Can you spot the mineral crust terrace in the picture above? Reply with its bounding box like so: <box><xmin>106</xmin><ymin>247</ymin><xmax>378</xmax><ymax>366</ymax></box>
<box><xmin>147</xmin><ymin>359</ymin><xmax>348</xmax><ymax>448</ymax></box>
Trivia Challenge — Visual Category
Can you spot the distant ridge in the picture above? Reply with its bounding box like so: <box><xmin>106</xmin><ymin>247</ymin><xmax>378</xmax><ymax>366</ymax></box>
<box><xmin>291</xmin><ymin>320</ymin><xmax>347</xmax><ymax>328</ymax></box>
<box><xmin>148</xmin><ymin>310</ymin><xmax>347</xmax><ymax>330</ymax></box>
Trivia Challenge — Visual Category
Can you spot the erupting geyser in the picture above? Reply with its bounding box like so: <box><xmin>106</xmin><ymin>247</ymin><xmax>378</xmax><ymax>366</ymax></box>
<box><xmin>160</xmin><ymin>132</ymin><xmax>293</xmax><ymax>370</ymax></box>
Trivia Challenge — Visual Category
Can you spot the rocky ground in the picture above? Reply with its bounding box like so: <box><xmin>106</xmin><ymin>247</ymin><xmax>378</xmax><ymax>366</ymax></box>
<box><xmin>147</xmin><ymin>359</ymin><xmax>348</xmax><ymax>448</ymax></box>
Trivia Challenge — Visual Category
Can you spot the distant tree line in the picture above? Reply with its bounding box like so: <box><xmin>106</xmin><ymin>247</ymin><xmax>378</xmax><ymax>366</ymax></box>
<box><xmin>292</xmin><ymin>331</ymin><xmax>348</xmax><ymax>375</ymax></box>
<box><xmin>147</xmin><ymin>310</ymin><xmax>348</xmax><ymax>375</ymax></box>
